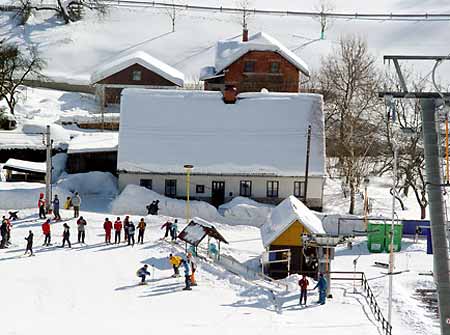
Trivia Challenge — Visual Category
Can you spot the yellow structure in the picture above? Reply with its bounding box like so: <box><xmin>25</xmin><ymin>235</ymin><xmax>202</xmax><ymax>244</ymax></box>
<box><xmin>271</xmin><ymin>220</ymin><xmax>310</xmax><ymax>247</ymax></box>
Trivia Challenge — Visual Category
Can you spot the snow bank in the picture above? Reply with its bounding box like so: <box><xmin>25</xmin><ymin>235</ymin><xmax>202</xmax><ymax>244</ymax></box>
<box><xmin>56</xmin><ymin>172</ymin><xmax>118</xmax><ymax>197</ymax></box>
<box><xmin>111</xmin><ymin>184</ymin><xmax>220</xmax><ymax>221</ymax></box>
<box><xmin>219</xmin><ymin>197</ymin><xmax>273</xmax><ymax>226</ymax></box>
<box><xmin>52</xmin><ymin>153</ymin><xmax>67</xmax><ymax>182</ymax></box>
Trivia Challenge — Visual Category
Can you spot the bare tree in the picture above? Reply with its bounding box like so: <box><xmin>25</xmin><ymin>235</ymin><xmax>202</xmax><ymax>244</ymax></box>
<box><xmin>165</xmin><ymin>0</ymin><xmax>179</xmax><ymax>32</ymax></box>
<box><xmin>319</xmin><ymin>36</ymin><xmax>382</xmax><ymax>214</ymax></box>
<box><xmin>314</xmin><ymin>0</ymin><xmax>334</xmax><ymax>40</ymax></box>
<box><xmin>0</xmin><ymin>41</ymin><xmax>44</xmax><ymax>114</ymax></box>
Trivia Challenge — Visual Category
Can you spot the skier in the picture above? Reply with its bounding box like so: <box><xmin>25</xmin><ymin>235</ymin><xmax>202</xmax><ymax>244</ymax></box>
<box><xmin>187</xmin><ymin>252</ymin><xmax>197</xmax><ymax>286</ymax></box>
<box><xmin>170</xmin><ymin>219</ymin><xmax>178</xmax><ymax>242</ymax></box>
<box><xmin>169</xmin><ymin>253</ymin><xmax>182</xmax><ymax>277</ymax></box>
<box><xmin>24</xmin><ymin>230</ymin><xmax>34</xmax><ymax>256</ymax></box>
<box><xmin>103</xmin><ymin>218</ymin><xmax>113</xmax><ymax>244</ymax></box>
<box><xmin>5</xmin><ymin>217</ymin><xmax>12</xmax><ymax>246</ymax></box>
<box><xmin>137</xmin><ymin>218</ymin><xmax>146</xmax><ymax>244</ymax></box>
<box><xmin>136</xmin><ymin>264</ymin><xmax>151</xmax><ymax>285</ymax></box>
<box><xmin>38</xmin><ymin>193</ymin><xmax>46</xmax><ymax>219</ymax></box>
<box><xmin>42</xmin><ymin>219</ymin><xmax>51</xmax><ymax>246</ymax></box>
<box><xmin>64</xmin><ymin>196</ymin><xmax>72</xmax><ymax>210</ymax></box>
<box><xmin>0</xmin><ymin>217</ymin><xmax>7</xmax><ymax>248</ymax></box>
<box><xmin>77</xmin><ymin>216</ymin><xmax>87</xmax><ymax>244</ymax></box>
<box><xmin>128</xmin><ymin>221</ymin><xmax>136</xmax><ymax>246</ymax></box>
<box><xmin>298</xmin><ymin>274</ymin><xmax>309</xmax><ymax>305</ymax></box>
<box><xmin>181</xmin><ymin>259</ymin><xmax>192</xmax><ymax>291</ymax></box>
<box><xmin>123</xmin><ymin>216</ymin><xmax>130</xmax><ymax>242</ymax></box>
<box><xmin>72</xmin><ymin>192</ymin><xmax>81</xmax><ymax>218</ymax></box>
<box><xmin>313</xmin><ymin>273</ymin><xmax>328</xmax><ymax>305</ymax></box>
<box><xmin>8</xmin><ymin>211</ymin><xmax>19</xmax><ymax>221</ymax></box>
<box><xmin>113</xmin><ymin>217</ymin><xmax>122</xmax><ymax>244</ymax></box>
<box><xmin>61</xmin><ymin>223</ymin><xmax>71</xmax><ymax>248</ymax></box>
<box><xmin>52</xmin><ymin>195</ymin><xmax>61</xmax><ymax>221</ymax></box>
<box><xmin>161</xmin><ymin>220</ymin><xmax>172</xmax><ymax>239</ymax></box>
<box><xmin>146</xmin><ymin>201</ymin><xmax>154</xmax><ymax>215</ymax></box>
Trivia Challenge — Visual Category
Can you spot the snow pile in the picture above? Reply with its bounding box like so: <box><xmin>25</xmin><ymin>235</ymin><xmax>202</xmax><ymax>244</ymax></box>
<box><xmin>111</xmin><ymin>184</ymin><xmax>220</xmax><ymax>221</ymax></box>
<box><xmin>56</xmin><ymin>172</ymin><xmax>118</xmax><ymax>197</ymax></box>
<box><xmin>260</xmin><ymin>195</ymin><xmax>325</xmax><ymax>247</ymax></box>
<box><xmin>51</xmin><ymin>153</ymin><xmax>67</xmax><ymax>182</ymax></box>
<box><xmin>219</xmin><ymin>197</ymin><xmax>273</xmax><ymax>225</ymax></box>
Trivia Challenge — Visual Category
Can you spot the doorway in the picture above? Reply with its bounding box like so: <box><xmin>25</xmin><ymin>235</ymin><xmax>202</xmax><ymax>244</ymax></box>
<box><xmin>211</xmin><ymin>181</ymin><xmax>225</xmax><ymax>207</ymax></box>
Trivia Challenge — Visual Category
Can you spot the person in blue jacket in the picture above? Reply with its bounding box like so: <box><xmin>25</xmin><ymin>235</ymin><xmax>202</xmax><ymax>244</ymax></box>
<box><xmin>136</xmin><ymin>264</ymin><xmax>151</xmax><ymax>284</ymax></box>
<box><xmin>314</xmin><ymin>273</ymin><xmax>328</xmax><ymax>305</ymax></box>
<box><xmin>181</xmin><ymin>259</ymin><xmax>192</xmax><ymax>291</ymax></box>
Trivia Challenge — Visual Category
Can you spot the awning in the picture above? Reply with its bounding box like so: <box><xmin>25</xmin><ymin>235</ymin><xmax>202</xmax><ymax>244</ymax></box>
<box><xmin>2</xmin><ymin>158</ymin><xmax>46</xmax><ymax>175</ymax></box>
<box><xmin>178</xmin><ymin>217</ymin><xmax>228</xmax><ymax>247</ymax></box>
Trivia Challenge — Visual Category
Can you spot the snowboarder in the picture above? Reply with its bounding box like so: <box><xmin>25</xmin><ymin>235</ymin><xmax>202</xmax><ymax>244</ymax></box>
<box><xmin>114</xmin><ymin>217</ymin><xmax>122</xmax><ymax>244</ymax></box>
<box><xmin>103</xmin><ymin>218</ymin><xmax>113</xmax><ymax>244</ymax></box>
<box><xmin>61</xmin><ymin>223</ymin><xmax>71</xmax><ymax>248</ymax></box>
<box><xmin>72</xmin><ymin>192</ymin><xmax>81</xmax><ymax>218</ymax></box>
<box><xmin>42</xmin><ymin>219</ymin><xmax>51</xmax><ymax>246</ymax></box>
<box><xmin>313</xmin><ymin>273</ymin><xmax>328</xmax><ymax>305</ymax></box>
<box><xmin>136</xmin><ymin>264</ymin><xmax>151</xmax><ymax>285</ymax></box>
<box><xmin>137</xmin><ymin>218</ymin><xmax>146</xmax><ymax>244</ymax></box>
<box><xmin>181</xmin><ymin>259</ymin><xmax>192</xmax><ymax>291</ymax></box>
<box><xmin>52</xmin><ymin>195</ymin><xmax>61</xmax><ymax>221</ymax></box>
<box><xmin>298</xmin><ymin>275</ymin><xmax>309</xmax><ymax>305</ymax></box>
<box><xmin>169</xmin><ymin>253</ymin><xmax>182</xmax><ymax>277</ymax></box>
<box><xmin>170</xmin><ymin>219</ymin><xmax>178</xmax><ymax>242</ymax></box>
<box><xmin>123</xmin><ymin>216</ymin><xmax>130</xmax><ymax>242</ymax></box>
<box><xmin>161</xmin><ymin>220</ymin><xmax>172</xmax><ymax>239</ymax></box>
<box><xmin>128</xmin><ymin>221</ymin><xmax>136</xmax><ymax>246</ymax></box>
<box><xmin>24</xmin><ymin>230</ymin><xmax>34</xmax><ymax>256</ymax></box>
<box><xmin>77</xmin><ymin>216</ymin><xmax>87</xmax><ymax>244</ymax></box>
<box><xmin>38</xmin><ymin>193</ymin><xmax>46</xmax><ymax>219</ymax></box>
<box><xmin>64</xmin><ymin>196</ymin><xmax>72</xmax><ymax>210</ymax></box>
<box><xmin>0</xmin><ymin>217</ymin><xmax>7</xmax><ymax>248</ymax></box>
<box><xmin>187</xmin><ymin>252</ymin><xmax>197</xmax><ymax>286</ymax></box>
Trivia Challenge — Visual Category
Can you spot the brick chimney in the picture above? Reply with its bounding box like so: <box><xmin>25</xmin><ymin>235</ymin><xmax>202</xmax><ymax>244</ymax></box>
<box><xmin>223</xmin><ymin>85</ymin><xmax>238</xmax><ymax>104</ymax></box>
<box><xmin>242</xmin><ymin>27</ymin><xmax>249</xmax><ymax>42</ymax></box>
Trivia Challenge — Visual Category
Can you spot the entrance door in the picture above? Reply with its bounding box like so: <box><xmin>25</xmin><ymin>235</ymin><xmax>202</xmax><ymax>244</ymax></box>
<box><xmin>211</xmin><ymin>181</ymin><xmax>225</xmax><ymax>207</ymax></box>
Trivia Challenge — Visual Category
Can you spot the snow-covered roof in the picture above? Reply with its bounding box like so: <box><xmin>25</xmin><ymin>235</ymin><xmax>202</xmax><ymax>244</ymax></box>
<box><xmin>260</xmin><ymin>196</ymin><xmax>325</xmax><ymax>247</ymax></box>
<box><xmin>118</xmin><ymin>89</ymin><xmax>325</xmax><ymax>176</ymax></box>
<box><xmin>206</xmin><ymin>32</ymin><xmax>310</xmax><ymax>78</ymax></box>
<box><xmin>68</xmin><ymin>132</ymin><xmax>119</xmax><ymax>154</ymax></box>
<box><xmin>90</xmin><ymin>51</ymin><xmax>185</xmax><ymax>86</ymax></box>
<box><xmin>2</xmin><ymin>159</ymin><xmax>46</xmax><ymax>174</ymax></box>
<box><xmin>178</xmin><ymin>217</ymin><xmax>228</xmax><ymax>246</ymax></box>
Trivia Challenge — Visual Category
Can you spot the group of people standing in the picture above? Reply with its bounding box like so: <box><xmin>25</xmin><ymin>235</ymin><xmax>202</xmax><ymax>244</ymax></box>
<box><xmin>37</xmin><ymin>192</ymin><xmax>81</xmax><ymax>221</ymax></box>
<box><xmin>160</xmin><ymin>219</ymin><xmax>178</xmax><ymax>241</ymax></box>
<box><xmin>0</xmin><ymin>216</ymin><xmax>12</xmax><ymax>249</ymax></box>
<box><xmin>298</xmin><ymin>273</ymin><xmax>328</xmax><ymax>306</ymax></box>
<box><xmin>168</xmin><ymin>252</ymin><xmax>197</xmax><ymax>290</ymax></box>
<box><xmin>103</xmin><ymin>216</ymin><xmax>147</xmax><ymax>246</ymax></box>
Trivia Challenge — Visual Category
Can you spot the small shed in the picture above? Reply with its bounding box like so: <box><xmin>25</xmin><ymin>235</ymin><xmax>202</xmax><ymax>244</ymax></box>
<box><xmin>260</xmin><ymin>195</ymin><xmax>325</xmax><ymax>279</ymax></box>
<box><xmin>2</xmin><ymin>158</ymin><xmax>46</xmax><ymax>182</ymax></box>
<box><xmin>177</xmin><ymin>217</ymin><xmax>228</xmax><ymax>256</ymax></box>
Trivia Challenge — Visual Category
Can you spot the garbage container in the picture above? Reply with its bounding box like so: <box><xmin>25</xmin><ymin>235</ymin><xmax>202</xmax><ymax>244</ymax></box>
<box><xmin>384</xmin><ymin>223</ymin><xmax>403</xmax><ymax>253</ymax></box>
<box><xmin>367</xmin><ymin>223</ymin><xmax>386</xmax><ymax>253</ymax></box>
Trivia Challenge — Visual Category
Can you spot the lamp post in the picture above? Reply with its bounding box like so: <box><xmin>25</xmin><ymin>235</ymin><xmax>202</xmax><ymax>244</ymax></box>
<box><xmin>363</xmin><ymin>177</ymin><xmax>370</xmax><ymax>230</ymax></box>
<box><xmin>184</xmin><ymin>164</ymin><xmax>194</xmax><ymax>224</ymax></box>
<box><xmin>388</xmin><ymin>139</ymin><xmax>398</xmax><ymax>325</ymax></box>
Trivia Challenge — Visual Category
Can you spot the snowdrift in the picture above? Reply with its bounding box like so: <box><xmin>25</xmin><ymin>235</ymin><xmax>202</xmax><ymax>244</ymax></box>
<box><xmin>56</xmin><ymin>172</ymin><xmax>118</xmax><ymax>196</ymax></box>
<box><xmin>219</xmin><ymin>197</ymin><xmax>273</xmax><ymax>226</ymax></box>
<box><xmin>111</xmin><ymin>184</ymin><xmax>220</xmax><ymax>221</ymax></box>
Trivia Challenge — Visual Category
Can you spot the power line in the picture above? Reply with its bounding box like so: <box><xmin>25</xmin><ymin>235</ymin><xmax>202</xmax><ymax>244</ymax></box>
<box><xmin>100</xmin><ymin>0</ymin><xmax>450</xmax><ymax>22</ymax></box>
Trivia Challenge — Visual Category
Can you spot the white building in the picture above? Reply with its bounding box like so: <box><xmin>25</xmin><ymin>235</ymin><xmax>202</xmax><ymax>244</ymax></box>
<box><xmin>117</xmin><ymin>89</ymin><xmax>325</xmax><ymax>210</ymax></box>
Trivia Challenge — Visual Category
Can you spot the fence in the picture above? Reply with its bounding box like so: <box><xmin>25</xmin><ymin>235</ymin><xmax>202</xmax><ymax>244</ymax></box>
<box><xmin>331</xmin><ymin>271</ymin><xmax>392</xmax><ymax>335</ymax></box>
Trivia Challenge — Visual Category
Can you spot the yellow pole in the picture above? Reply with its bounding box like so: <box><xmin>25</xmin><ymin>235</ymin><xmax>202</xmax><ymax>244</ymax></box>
<box><xmin>446</xmin><ymin>115</ymin><xmax>449</xmax><ymax>183</ymax></box>
<box><xmin>184</xmin><ymin>164</ymin><xmax>193</xmax><ymax>224</ymax></box>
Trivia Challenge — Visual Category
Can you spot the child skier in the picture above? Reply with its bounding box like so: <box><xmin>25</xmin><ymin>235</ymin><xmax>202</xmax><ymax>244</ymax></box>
<box><xmin>42</xmin><ymin>219</ymin><xmax>51</xmax><ymax>246</ymax></box>
<box><xmin>187</xmin><ymin>252</ymin><xmax>197</xmax><ymax>286</ymax></box>
<box><xmin>161</xmin><ymin>220</ymin><xmax>172</xmax><ymax>239</ymax></box>
<box><xmin>136</xmin><ymin>264</ymin><xmax>151</xmax><ymax>285</ymax></box>
<box><xmin>103</xmin><ymin>218</ymin><xmax>113</xmax><ymax>244</ymax></box>
<box><xmin>77</xmin><ymin>216</ymin><xmax>87</xmax><ymax>244</ymax></box>
<box><xmin>114</xmin><ymin>217</ymin><xmax>122</xmax><ymax>244</ymax></box>
<box><xmin>137</xmin><ymin>218</ymin><xmax>146</xmax><ymax>244</ymax></box>
<box><xmin>170</xmin><ymin>219</ymin><xmax>178</xmax><ymax>242</ymax></box>
<box><xmin>181</xmin><ymin>259</ymin><xmax>192</xmax><ymax>291</ymax></box>
<box><xmin>61</xmin><ymin>223</ymin><xmax>71</xmax><ymax>248</ymax></box>
<box><xmin>24</xmin><ymin>230</ymin><xmax>34</xmax><ymax>256</ymax></box>
<box><xmin>298</xmin><ymin>275</ymin><xmax>309</xmax><ymax>305</ymax></box>
<box><xmin>64</xmin><ymin>196</ymin><xmax>72</xmax><ymax>210</ymax></box>
<box><xmin>52</xmin><ymin>195</ymin><xmax>61</xmax><ymax>221</ymax></box>
<box><xmin>169</xmin><ymin>253</ymin><xmax>182</xmax><ymax>277</ymax></box>
<box><xmin>128</xmin><ymin>221</ymin><xmax>136</xmax><ymax>246</ymax></box>
<box><xmin>38</xmin><ymin>193</ymin><xmax>46</xmax><ymax>219</ymax></box>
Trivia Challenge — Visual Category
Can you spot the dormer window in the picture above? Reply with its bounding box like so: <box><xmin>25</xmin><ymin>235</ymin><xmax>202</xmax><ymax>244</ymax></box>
<box><xmin>244</xmin><ymin>61</ymin><xmax>256</xmax><ymax>73</ymax></box>
<box><xmin>132</xmin><ymin>70</ymin><xmax>142</xmax><ymax>81</ymax></box>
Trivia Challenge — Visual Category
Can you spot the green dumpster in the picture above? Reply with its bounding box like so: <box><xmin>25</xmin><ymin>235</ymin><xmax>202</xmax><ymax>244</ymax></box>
<box><xmin>367</xmin><ymin>222</ymin><xmax>403</xmax><ymax>253</ymax></box>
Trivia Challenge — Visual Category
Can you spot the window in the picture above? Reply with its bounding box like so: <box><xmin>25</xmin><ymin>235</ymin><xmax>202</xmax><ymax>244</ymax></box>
<box><xmin>165</xmin><ymin>179</ymin><xmax>177</xmax><ymax>198</ymax></box>
<box><xmin>140</xmin><ymin>179</ymin><xmax>152</xmax><ymax>190</ymax></box>
<box><xmin>294</xmin><ymin>181</ymin><xmax>306</xmax><ymax>199</ymax></box>
<box><xmin>132</xmin><ymin>70</ymin><xmax>142</xmax><ymax>81</ymax></box>
<box><xmin>196</xmin><ymin>185</ymin><xmax>205</xmax><ymax>194</ymax></box>
<box><xmin>267</xmin><ymin>181</ymin><xmax>279</xmax><ymax>198</ymax></box>
<box><xmin>243</xmin><ymin>60</ymin><xmax>256</xmax><ymax>73</ymax></box>
<box><xmin>270</xmin><ymin>62</ymin><xmax>280</xmax><ymax>73</ymax></box>
<box><xmin>240</xmin><ymin>180</ymin><xmax>252</xmax><ymax>197</ymax></box>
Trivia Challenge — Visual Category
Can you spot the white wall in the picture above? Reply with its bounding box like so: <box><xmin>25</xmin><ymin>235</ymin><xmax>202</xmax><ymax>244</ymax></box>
<box><xmin>118</xmin><ymin>173</ymin><xmax>324</xmax><ymax>208</ymax></box>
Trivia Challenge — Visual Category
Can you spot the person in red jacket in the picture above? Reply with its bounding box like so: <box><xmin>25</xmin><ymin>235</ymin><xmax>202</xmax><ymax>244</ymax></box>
<box><xmin>113</xmin><ymin>217</ymin><xmax>122</xmax><ymax>244</ymax></box>
<box><xmin>298</xmin><ymin>274</ymin><xmax>309</xmax><ymax>306</ymax></box>
<box><xmin>42</xmin><ymin>219</ymin><xmax>51</xmax><ymax>246</ymax></box>
<box><xmin>103</xmin><ymin>218</ymin><xmax>113</xmax><ymax>244</ymax></box>
<box><xmin>38</xmin><ymin>193</ymin><xmax>46</xmax><ymax>219</ymax></box>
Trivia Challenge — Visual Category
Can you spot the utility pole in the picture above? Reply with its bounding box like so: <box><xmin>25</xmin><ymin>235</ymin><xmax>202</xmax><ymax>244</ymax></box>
<box><xmin>421</xmin><ymin>98</ymin><xmax>450</xmax><ymax>335</ymax></box>
<box><xmin>304</xmin><ymin>125</ymin><xmax>311</xmax><ymax>204</ymax></box>
<box><xmin>388</xmin><ymin>139</ymin><xmax>398</xmax><ymax>324</ymax></box>
<box><xmin>45</xmin><ymin>125</ymin><xmax>52</xmax><ymax>213</ymax></box>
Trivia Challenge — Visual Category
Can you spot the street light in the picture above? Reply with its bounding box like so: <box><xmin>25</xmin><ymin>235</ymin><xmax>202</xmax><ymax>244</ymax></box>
<box><xmin>184</xmin><ymin>164</ymin><xmax>194</xmax><ymax>224</ymax></box>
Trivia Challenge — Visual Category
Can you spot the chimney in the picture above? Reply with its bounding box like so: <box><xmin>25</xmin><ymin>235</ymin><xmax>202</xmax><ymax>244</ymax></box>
<box><xmin>223</xmin><ymin>85</ymin><xmax>238</xmax><ymax>104</ymax></box>
<box><xmin>242</xmin><ymin>27</ymin><xmax>249</xmax><ymax>42</ymax></box>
